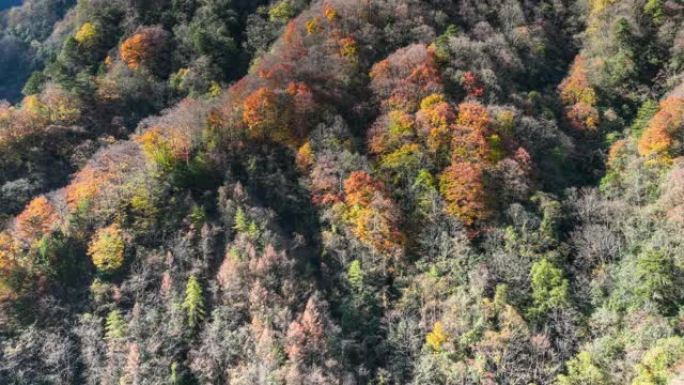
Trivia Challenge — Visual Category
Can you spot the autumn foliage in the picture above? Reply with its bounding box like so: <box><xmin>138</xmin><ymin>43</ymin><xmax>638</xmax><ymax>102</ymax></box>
<box><xmin>74</xmin><ymin>22</ymin><xmax>98</xmax><ymax>48</ymax></box>
<box><xmin>343</xmin><ymin>171</ymin><xmax>404</xmax><ymax>256</ymax></box>
<box><xmin>14</xmin><ymin>195</ymin><xmax>58</xmax><ymax>243</ymax></box>
<box><xmin>120</xmin><ymin>27</ymin><xmax>168</xmax><ymax>71</ymax></box>
<box><xmin>637</xmin><ymin>96</ymin><xmax>684</xmax><ymax>161</ymax></box>
<box><xmin>368</xmin><ymin>110</ymin><xmax>415</xmax><ymax>155</ymax></box>
<box><xmin>309</xmin><ymin>155</ymin><xmax>346</xmax><ymax>205</ymax></box>
<box><xmin>452</xmin><ymin>102</ymin><xmax>497</xmax><ymax>164</ymax></box>
<box><xmin>66</xmin><ymin>165</ymin><xmax>111</xmax><ymax>209</ymax></box>
<box><xmin>366</xmin><ymin>46</ymin><xmax>506</xmax><ymax>227</ymax></box>
<box><xmin>0</xmin><ymin>85</ymin><xmax>81</xmax><ymax>147</ymax></box>
<box><xmin>286</xmin><ymin>81</ymin><xmax>316</xmax><ymax>138</ymax></box>
<box><xmin>369</xmin><ymin>44</ymin><xmax>442</xmax><ymax>112</ymax></box>
<box><xmin>607</xmin><ymin>139</ymin><xmax>627</xmax><ymax>169</ymax></box>
<box><xmin>242</xmin><ymin>86</ymin><xmax>279</xmax><ymax>138</ymax></box>
<box><xmin>439</xmin><ymin>161</ymin><xmax>490</xmax><ymax>225</ymax></box>
<box><xmin>426</xmin><ymin>321</ymin><xmax>449</xmax><ymax>352</ymax></box>
<box><xmin>240</xmin><ymin>82</ymin><xmax>317</xmax><ymax>144</ymax></box>
<box><xmin>88</xmin><ymin>224</ymin><xmax>125</xmax><ymax>273</ymax></box>
<box><xmin>137</xmin><ymin>126</ymin><xmax>193</xmax><ymax>171</ymax></box>
<box><xmin>366</xmin><ymin>46</ymin><xmax>449</xmax><ymax>189</ymax></box>
<box><xmin>286</xmin><ymin>296</ymin><xmax>327</xmax><ymax>363</ymax></box>
<box><xmin>0</xmin><ymin>232</ymin><xmax>18</xmax><ymax>299</ymax></box>
<box><xmin>558</xmin><ymin>56</ymin><xmax>600</xmax><ymax>132</ymax></box>
<box><xmin>461</xmin><ymin>71</ymin><xmax>484</xmax><ymax>98</ymax></box>
<box><xmin>338</xmin><ymin>36</ymin><xmax>357</xmax><ymax>59</ymax></box>
<box><xmin>66</xmin><ymin>143</ymin><xmax>141</xmax><ymax>210</ymax></box>
<box><xmin>344</xmin><ymin>171</ymin><xmax>384</xmax><ymax>207</ymax></box>
<box><xmin>416</xmin><ymin>93</ymin><xmax>456</xmax><ymax>158</ymax></box>
<box><xmin>323</xmin><ymin>3</ymin><xmax>338</xmax><ymax>22</ymax></box>
<box><xmin>565</xmin><ymin>102</ymin><xmax>599</xmax><ymax>132</ymax></box>
<box><xmin>559</xmin><ymin>56</ymin><xmax>597</xmax><ymax>106</ymax></box>
<box><xmin>3</xmin><ymin>0</ymin><xmax>683</xmax><ymax>383</ymax></box>
<box><xmin>295</xmin><ymin>141</ymin><xmax>314</xmax><ymax>170</ymax></box>
<box><xmin>456</xmin><ymin>102</ymin><xmax>491</xmax><ymax>133</ymax></box>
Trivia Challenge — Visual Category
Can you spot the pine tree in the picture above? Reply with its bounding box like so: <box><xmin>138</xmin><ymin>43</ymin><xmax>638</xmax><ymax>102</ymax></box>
<box><xmin>247</xmin><ymin>221</ymin><xmax>260</xmax><ymax>238</ymax></box>
<box><xmin>182</xmin><ymin>275</ymin><xmax>205</xmax><ymax>328</ymax></box>
<box><xmin>635</xmin><ymin>249</ymin><xmax>681</xmax><ymax>312</ymax></box>
<box><xmin>105</xmin><ymin>309</ymin><xmax>126</xmax><ymax>340</ymax></box>
<box><xmin>347</xmin><ymin>259</ymin><xmax>364</xmax><ymax>291</ymax></box>
<box><xmin>233</xmin><ymin>207</ymin><xmax>249</xmax><ymax>233</ymax></box>
<box><xmin>170</xmin><ymin>362</ymin><xmax>180</xmax><ymax>384</ymax></box>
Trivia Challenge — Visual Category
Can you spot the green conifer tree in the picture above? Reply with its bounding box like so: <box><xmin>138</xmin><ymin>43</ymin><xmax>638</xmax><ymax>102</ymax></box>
<box><xmin>105</xmin><ymin>309</ymin><xmax>126</xmax><ymax>340</ymax></box>
<box><xmin>182</xmin><ymin>275</ymin><xmax>205</xmax><ymax>328</ymax></box>
<box><xmin>233</xmin><ymin>207</ymin><xmax>248</xmax><ymax>233</ymax></box>
<box><xmin>347</xmin><ymin>259</ymin><xmax>364</xmax><ymax>291</ymax></box>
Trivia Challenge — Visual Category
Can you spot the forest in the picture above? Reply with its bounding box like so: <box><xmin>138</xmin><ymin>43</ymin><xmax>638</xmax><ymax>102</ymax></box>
<box><xmin>0</xmin><ymin>0</ymin><xmax>683</xmax><ymax>384</ymax></box>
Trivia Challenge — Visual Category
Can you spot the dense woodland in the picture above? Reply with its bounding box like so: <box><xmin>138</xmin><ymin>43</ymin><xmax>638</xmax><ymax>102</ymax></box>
<box><xmin>0</xmin><ymin>0</ymin><xmax>683</xmax><ymax>384</ymax></box>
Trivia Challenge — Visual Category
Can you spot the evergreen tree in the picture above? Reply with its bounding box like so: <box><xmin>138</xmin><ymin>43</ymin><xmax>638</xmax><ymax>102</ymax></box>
<box><xmin>182</xmin><ymin>275</ymin><xmax>205</xmax><ymax>328</ymax></box>
<box><xmin>347</xmin><ymin>259</ymin><xmax>364</xmax><ymax>292</ymax></box>
<box><xmin>105</xmin><ymin>309</ymin><xmax>126</xmax><ymax>340</ymax></box>
<box><xmin>635</xmin><ymin>250</ymin><xmax>682</xmax><ymax>313</ymax></box>
<box><xmin>233</xmin><ymin>207</ymin><xmax>248</xmax><ymax>233</ymax></box>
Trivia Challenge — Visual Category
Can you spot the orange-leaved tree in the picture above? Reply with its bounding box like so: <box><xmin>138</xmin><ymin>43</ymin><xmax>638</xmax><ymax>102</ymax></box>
<box><xmin>65</xmin><ymin>165</ymin><xmax>111</xmax><ymax>210</ymax></box>
<box><xmin>451</xmin><ymin>102</ymin><xmax>494</xmax><ymax>163</ymax></box>
<box><xmin>65</xmin><ymin>143</ymin><xmax>141</xmax><ymax>210</ymax></box>
<box><xmin>416</xmin><ymin>93</ymin><xmax>455</xmax><ymax>160</ymax></box>
<box><xmin>559</xmin><ymin>56</ymin><xmax>597</xmax><ymax>106</ymax></box>
<box><xmin>14</xmin><ymin>195</ymin><xmax>58</xmax><ymax>244</ymax></box>
<box><xmin>0</xmin><ymin>231</ymin><xmax>19</xmax><ymax>299</ymax></box>
<box><xmin>637</xmin><ymin>96</ymin><xmax>684</xmax><ymax>162</ymax></box>
<box><xmin>242</xmin><ymin>86</ymin><xmax>280</xmax><ymax>139</ymax></box>
<box><xmin>369</xmin><ymin>44</ymin><xmax>442</xmax><ymax>112</ymax></box>
<box><xmin>343</xmin><ymin>171</ymin><xmax>404</xmax><ymax>256</ymax></box>
<box><xmin>558</xmin><ymin>55</ymin><xmax>600</xmax><ymax>132</ymax></box>
<box><xmin>120</xmin><ymin>26</ymin><xmax>169</xmax><ymax>71</ymax></box>
<box><xmin>439</xmin><ymin>161</ymin><xmax>490</xmax><ymax>226</ymax></box>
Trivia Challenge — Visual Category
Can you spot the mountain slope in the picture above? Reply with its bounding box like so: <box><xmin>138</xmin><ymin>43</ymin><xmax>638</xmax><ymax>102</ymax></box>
<box><xmin>0</xmin><ymin>0</ymin><xmax>683</xmax><ymax>384</ymax></box>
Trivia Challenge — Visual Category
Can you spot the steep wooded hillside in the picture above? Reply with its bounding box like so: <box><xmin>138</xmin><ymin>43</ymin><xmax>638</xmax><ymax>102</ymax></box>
<box><xmin>0</xmin><ymin>0</ymin><xmax>683</xmax><ymax>384</ymax></box>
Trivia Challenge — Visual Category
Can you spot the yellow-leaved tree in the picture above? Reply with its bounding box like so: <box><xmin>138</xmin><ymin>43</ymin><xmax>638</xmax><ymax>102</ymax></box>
<box><xmin>88</xmin><ymin>224</ymin><xmax>125</xmax><ymax>273</ymax></box>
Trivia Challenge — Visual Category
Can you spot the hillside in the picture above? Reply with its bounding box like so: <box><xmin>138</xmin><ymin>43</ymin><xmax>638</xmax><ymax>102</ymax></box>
<box><xmin>0</xmin><ymin>0</ymin><xmax>683</xmax><ymax>384</ymax></box>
